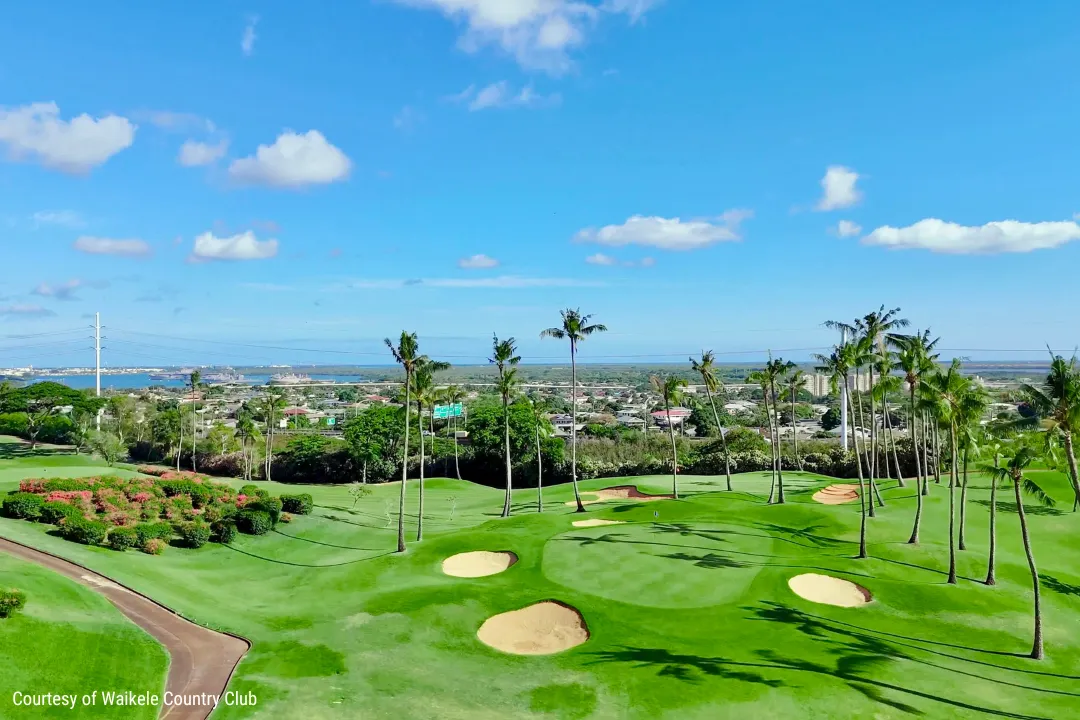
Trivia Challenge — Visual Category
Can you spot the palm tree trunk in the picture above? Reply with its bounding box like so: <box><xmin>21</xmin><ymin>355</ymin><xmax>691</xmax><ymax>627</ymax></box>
<box><xmin>886</xmin><ymin>398</ymin><xmax>905</xmax><ymax>486</ymax></box>
<box><xmin>764</xmin><ymin>390</ymin><xmax>776</xmax><ymax>504</ymax></box>
<box><xmin>1061</xmin><ymin>432</ymin><xmax>1080</xmax><ymax>512</ymax></box>
<box><xmin>869</xmin><ymin>365</ymin><xmax>877</xmax><ymax>484</ymax></box>
<box><xmin>397</xmin><ymin>377</ymin><xmax>411</xmax><ymax>553</ymax></box>
<box><xmin>947</xmin><ymin>421</ymin><xmax>958</xmax><ymax>585</ymax></box>
<box><xmin>665</xmin><ymin>397</ymin><xmax>679</xmax><ymax>499</ymax></box>
<box><xmin>846</xmin><ymin>377</ymin><xmax>868</xmax><ymax>559</ymax></box>
<box><xmin>771</xmin><ymin>380</ymin><xmax>785</xmax><ymax>504</ymax></box>
<box><xmin>570</xmin><ymin>341</ymin><xmax>584</xmax><ymax>513</ymax></box>
<box><xmin>417</xmin><ymin>401</ymin><xmax>426</xmax><ymax>541</ymax></box>
<box><xmin>907</xmin><ymin>388</ymin><xmax>924</xmax><ymax>544</ymax></box>
<box><xmin>959</xmin><ymin>445</ymin><xmax>970</xmax><ymax>551</ymax></box>
<box><xmin>985</xmin><ymin>456</ymin><xmax>998</xmax><ymax>585</ymax></box>
<box><xmin>453</xmin><ymin>413</ymin><xmax>461</xmax><ymax>481</ymax></box>
<box><xmin>191</xmin><ymin>387</ymin><xmax>198</xmax><ymax>473</ymax></box>
<box><xmin>1013</xmin><ymin>474</ymin><xmax>1043</xmax><ymax>659</ymax></box>
<box><xmin>177</xmin><ymin>416</ymin><xmax>183</xmax><ymax>471</ymax></box>
<box><xmin>535</xmin><ymin>419</ymin><xmax>543</xmax><ymax>513</ymax></box>
<box><xmin>502</xmin><ymin>396</ymin><xmax>512</xmax><ymax>518</ymax></box>
<box><xmin>704</xmin><ymin>384</ymin><xmax>732</xmax><ymax>490</ymax></box>
<box><xmin>790</xmin><ymin>387</ymin><xmax>802</xmax><ymax>472</ymax></box>
<box><xmin>933</xmin><ymin>422</ymin><xmax>942</xmax><ymax>485</ymax></box>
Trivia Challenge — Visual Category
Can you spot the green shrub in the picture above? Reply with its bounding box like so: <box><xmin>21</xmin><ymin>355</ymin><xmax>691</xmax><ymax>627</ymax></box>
<box><xmin>201</xmin><ymin>502</ymin><xmax>237</xmax><ymax>524</ymax></box>
<box><xmin>59</xmin><ymin>518</ymin><xmax>108</xmax><ymax>546</ymax></box>
<box><xmin>135</xmin><ymin>522</ymin><xmax>173</xmax><ymax>546</ymax></box>
<box><xmin>246</xmin><ymin>496</ymin><xmax>282</xmax><ymax>526</ymax></box>
<box><xmin>2</xmin><ymin>492</ymin><xmax>44</xmax><ymax>520</ymax></box>
<box><xmin>142</xmin><ymin>538</ymin><xmax>166</xmax><ymax>555</ymax></box>
<box><xmin>240</xmin><ymin>484</ymin><xmax>268</xmax><ymax>499</ymax></box>
<box><xmin>210</xmin><ymin>520</ymin><xmax>237</xmax><ymax>544</ymax></box>
<box><xmin>235</xmin><ymin>509</ymin><xmax>272</xmax><ymax>535</ymax></box>
<box><xmin>281</xmin><ymin>493</ymin><xmax>313</xmax><ymax>515</ymax></box>
<box><xmin>39</xmin><ymin>501</ymin><xmax>82</xmax><ymax>525</ymax></box>
<box><xmin>0</xmin><ymin>589</ymin><xmax>26</xmax><ymax>618</ymax></box>
<box><xmin>178</xmin><ymin>521</ymin><xmax>211</xmax><ymax>549</ymax></box>
<box><xmin>107</xmin><ymin>526</ymin><xmax>138</xmax><ymax>551</ymax></box>
<box><xmin>280</xmin><ymin>512</ymin><xmax>293</xmax><ymax>523</ymax></box>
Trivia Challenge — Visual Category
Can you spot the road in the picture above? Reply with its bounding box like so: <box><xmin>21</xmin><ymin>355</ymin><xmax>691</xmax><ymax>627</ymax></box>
<box><xmin>0</xmin><ymin>536</ymin><xmax>249</xmax><ymax>720</ymax></box>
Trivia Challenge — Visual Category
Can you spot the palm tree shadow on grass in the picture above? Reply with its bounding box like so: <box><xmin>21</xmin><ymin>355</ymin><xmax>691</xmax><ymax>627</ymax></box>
<box><xmin>222</xmin><ymin>543</ymin><xmax>394</xmax><ymax>568</ymax></box>
<box><xmin>752</xmin><ymin>522</ymin><xmax>849</xmax><ymax>548</ymax></box>
<box><xmin>1041</xmin><ymin>575</ymin><xmax>1080</xmax><ymax>596</ymax></box>
<box><xmin>972</xmin><ymin>499</ymin><xmax>1064</xmax><ymax>517</ymax></box>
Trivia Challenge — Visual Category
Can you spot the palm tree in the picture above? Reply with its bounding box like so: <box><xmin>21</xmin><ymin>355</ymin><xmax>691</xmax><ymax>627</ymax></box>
<box><xmin>490</xmin><ymin>335</ymin><xmax>521</xmax><ymax>518</ymax></box>
<box><xmin>1020</xmin><ymin>353</ymin><xmax>1080</xmax><ymax>512</ymax></box>
<box><xmin>956</xmin><ymin>381</ymin><xmax>989</xmax><ymax>551</ymax></box>
<box><xmin>528</xmin><ymin>394</ymin><xmax>552</xmax><ymax>513</ymax></box>
<box><xmin>750</xmin><ymin>355</ymin><xmax>794</xmax><ymax>504</ymax></box>
<box><xmin>748</xmin><ymin>370</ymin><xmax>777</xmax><ymax>501</ymax></box>
<box><xmin>874</xmin><ymin>367</ymin><xmax>904</xmax><ymax>486</ymax></box>
<box><xmin>651</xmin><ymin>374</ymin><xmax>687</xmax><ymax>498</ymax></box>
<box><xmin>444</xmin><ymin>385</ymin><xmax>466</xmax><ymax>480</ymax></box>
<box><xmin>540</xmin><ymin>309</ymin><xmax>608</xmax><ymax>513</ymax></box>
<box><xmin>262</xmin><ymin>386</ymin><xmax>286</xmax><ymax>481</ymax></box>
<box><xmin>815</xmin><ymin>345</ymin><xmax>868</xmax><ymax>558</ymax></box>
<box><xmin>893</xmin><ymin>330</ymin><xmax>939</xmax><ymax>543</ymax></box>
<box><xmin>978</xmin><ymin>426</ymin><xmax>1010</xmax><ymax>586</ymax></box>
<box><xmin>690</xmin><ymin>351</ymin><xmax>733</xmax><ymax>490</ymax></box>
<box><xmin>981</xmin><ymin>445</ymin><xmax>1054</xmax><ymax>659</ymax></box>
<box><xmin>783</xmin><ymin>368</ymin><xmax>807</xmax><ymax>472</ymax></box>
<box><xmin>385</xmin><ymin>331</ymin><xmax>426</xmax><ymax>553</ymax></box>
<box><xmin>851</xmin><ymin>306</ymin><xmax>910</xmax><ymax>486</ymax></box>
<box><xmin>411</xmin><ymin>358</ymin><xmax>450</xmax><ymax>541</ymax></box>
<box><xmin>188</xmin><ymin>370</ymin><xmax>201</xmax><ymax>472</ymax></box>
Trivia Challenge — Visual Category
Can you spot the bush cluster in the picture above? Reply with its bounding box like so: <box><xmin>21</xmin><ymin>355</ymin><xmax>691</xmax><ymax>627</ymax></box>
<box><xmin>0</xmin><ymin>589</ymin><xmax>27</xmax><ymax>618</ymax></box>
<box><xmin>59</xmin><ymin>517</ymin><xmax>109</xmax><ymax>546</ymax></box>
<box><xmin>281</xmin><ymin>494</ymin><xmax>313</xmax><ymax>515</ymax></box>
<box><xmin>107</xmin><ymin>526</ymin><xmax>138</xmax><ymax>551</ymax></box>
<box><xmin>142</xmin><ymin>538</ymin><xmax>167</xmax><ymax>555</ymax></box>
<box><xmin>235</xmin><ymin>509</ymin><xmax>272</xmax><ymax>535</ymax></box>
<box><xmin>178</xmin><ymin>521</ymin><xmax>211</xmax><ymax>549</ymax></box>
<box><xmin>210</xmin><ymin>520</ymin><xmax>237</xmax><ymax>544</ymax></box>
<box><xmin>40</xmin><ymin>501</ymin><xmax>82</xmax><ymax>525</ymax></box>
<box><xmin>1</xmin><ymin>493</ymin><xmax>44</xmax><ymax>520</ymax></box>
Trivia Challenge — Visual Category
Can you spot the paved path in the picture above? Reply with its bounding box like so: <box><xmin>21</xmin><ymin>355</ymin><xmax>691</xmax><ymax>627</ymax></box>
<box><xmin>0</xmin><ymin>537</ymin><xmax>249</xmax><ymax>720</ymax></box>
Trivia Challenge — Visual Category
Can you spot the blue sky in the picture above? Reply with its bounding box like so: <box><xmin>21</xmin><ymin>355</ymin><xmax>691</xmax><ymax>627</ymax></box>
<box><xmin>2</xmin><ymin>1</ymin><xmax>1079</xmax><ymax>368</ymax></box>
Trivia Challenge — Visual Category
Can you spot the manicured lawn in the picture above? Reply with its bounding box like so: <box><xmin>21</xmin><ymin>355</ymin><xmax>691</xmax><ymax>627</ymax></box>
<box><xmin>0</xmin><ymin>553</ymin><xmax>168</xmax><ymax>719</ymax></box>
<box><xmin>1</xmin><ymin>441</ymin><xmax>1079</xmax><ymax>718</ymax></box>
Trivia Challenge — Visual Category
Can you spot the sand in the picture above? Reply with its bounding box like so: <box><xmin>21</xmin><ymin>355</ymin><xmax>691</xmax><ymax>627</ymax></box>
<box><xmin>788</xmin><ymin>573</ymin><xmax>872</xmax><ymax>607</ymax></box>
<box><xmin>571</xmin><ymin>519</ymin><xmax>626</xmax><ymax>528</ymax></box>
<box><xmin>477</xmin><ymin>601</ymin><xmax>589</xmax><ymax>655</ymax></box>
<box><xmin>565</xmin><ymin>485</ymin><xmax>675</xmax><ymax>506</ymax></box>
<box><xmin>441</xmin><ymin>551</ymin><xmax>518</xmax><ymax>578</ymax></box>
<box><xmin>812</xmin><ymin>483</ymin><xmax>861</xmax><ymax>505</ymax></box>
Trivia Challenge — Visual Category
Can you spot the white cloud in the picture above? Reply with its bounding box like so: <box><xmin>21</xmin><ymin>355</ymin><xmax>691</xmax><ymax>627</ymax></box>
<box><xmin>862</xmin><ymin>218</ymin><xmax>1080</xmax><ymax>255</ymax></box>
<box><xmin>242</xmin><ymin>16</ymin><xmax>258</xmax><ymax>56</ymax></box>
<box><xmin>0</xmin><ymin>102</ymin><xmax>135</xmax><ymax>173</ymax></box>
<box><xmin>834</xmin><ymin>220</ymin><xmax>862</xmax><ymax>237</ymax></box>
<box><xmin>575</xmin><ymin>209</ymin><xmax>752</xmax><ymax>251</ymax></box>
<box><xmin>178</xmin><ymin>139</ymin><xmax>229</xmax><ymax>167</ymax></box>
<box><xmin>190</xmin><ymin>231</ymin><xmax>278</xmax><ymax>261</ymax></box>
<box><xmin>0</xmin><ymin>304</ymin><xmax>55</xmax><ymax>317</ymax></box>
<box><xmin>815</xmin><ymin>165</ymin><xmax>862</xmax><ymax>211</ymax></box>
<box><xmin>228</xmin><ymin>130</ymin><xmax>351</xmax><ymax>188</ymax></box>
<box><xmin>585</xmin><ymin>252</ymin><xmax>617</xmax><ymax>265</ymax></box>
<box><xmin>390</xmin><ymin>0</ymin><xmax>658</xmax><ymax>73</ymax></box>
<box><xmin>32</xmin><ymin>210</ymin><xmax>85</xmax><ymax>228</ymax></box>
<box><xmin>455</xmin><ymin>81</ymin><xmax>560</xmax><ymax>111</ymax></box>
<box><xmin>345</xmin><ymin>275</ymin><xmax>604</xmax><ymax>290</ymax></box>
<box><xmin>32</xmin><ymin>279</ymin><xmax>85</xmax><ymax>301</ymax></box>
<box><xmin>74</xmin><ymin>236</ymin><xmax>152</xmax><ymax>257</ymax></box>
<box><xmin>458</xmin><ymin>254</ymin><xmax>500</xmax><ymax>269</ymax></box>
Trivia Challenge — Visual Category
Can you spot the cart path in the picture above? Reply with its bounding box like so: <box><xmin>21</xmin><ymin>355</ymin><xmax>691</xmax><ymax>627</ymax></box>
<box><xmin>0</xmin><ymin>536</ymin><xmax>249</xmax><ymax>720</ymax></box>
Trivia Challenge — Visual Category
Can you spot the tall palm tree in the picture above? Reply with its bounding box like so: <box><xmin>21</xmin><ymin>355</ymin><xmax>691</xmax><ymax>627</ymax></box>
<box><xmin>651</xmin><ymin>374</ymin><xmax>687</xmax><ymax>498</ymax></box>
<box><xmin>894</xmin><ymin>330</ymin><xmax>939</xmax><ymax>543</ymax></box>
<box><xmin>262</xmin><ymin>386</ymin><xmax>285</xmax><ymax>482</ymax></box>
<box><xmin>188</xmin><ymin>370</ymin><xmax>202</xmax><ymax>472</ymax></box>
<box><xmin>956</xmin><ymin>381</ymin><xmax>989</xmax><ymax>550</ymax></box>
<box><xmin>750</xmin><ymin>356</ymin><xmax>794</xmax><ymax>504</ymax></box>
<box><xmin>385</xmin><ymin>331</ymin><xmax>426</xmax><ymax>553</ymax></box>
<box><xmin>1020</xmin><ymin>353</ymin><xmax>1080</xmax><ymax>511</ymax></box>
<box><xmin>528</xmin><ymin>394</ymin><xmax>552</xmax><ymax>513</ymax></box>
<box><xmin>411</xmin><ymin>358</ymin><xmax>450</xmax><ymax>541</ymax></box>
<box><xmin>783</xmin><ymin>368</ymin><xmax>807</xmax><ymax>472</ymax></box>
<box><xmin>981</xmin><ymin>445</ymin><xmax>1054</xmax><ymax>659</ymax></box>
<box><xmin>852</xmin><ymin>306</ymin><xmax>910</xmax><ymax>485</ymax></box>
<box><xmin>690</xmin><ymin>350</ymin><xmax>733</xmax><ymax>490</ymax></box>
<box><xmin>873</xmin><ymin>367</ymin><xmax>904</xmax><ymax>486</ymax></box>
<box><xmin>444</xmin><ymin>385</ymin><xmax>466</xmax><ymax>480</ymax></box>
<box><xmin>815</xmin><ymin>345</ymin><xmax>868</xmax><ymax>558</ymax></box>
<box><xmin>978</xmin><ymin>425</ymin><xmax>1010</xmax><ymax>586</ymax></box>
<box><xmin>490</xmin><ymin>335</ymin><xmax>521</xmax><ymax>517</ymax></box>
<box><xmin>540</xmin><ymin>309</ymin><xmax>607</xmax><ymax>513</ymax></box>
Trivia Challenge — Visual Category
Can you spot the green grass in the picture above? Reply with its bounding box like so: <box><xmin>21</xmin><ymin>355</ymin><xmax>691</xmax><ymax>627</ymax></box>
<box><xmin>2</xmin><ymin>437</ymin><xmax>1080</xmax><ymax>718</ymax></box>
<box><xmin>0</xmin><ymin>553</ymin><xmax>168</xmax><ymax>719</ymax></box>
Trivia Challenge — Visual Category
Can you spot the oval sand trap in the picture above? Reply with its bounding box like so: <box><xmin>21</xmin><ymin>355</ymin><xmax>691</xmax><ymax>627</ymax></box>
<box><xmin>571</xmin><ymin>519</ymin><xmax>626</xmax><ymax>528</ymax></box>
<box><xmin>442</xmin><ymin>551</ymin><xmax>518</xmax><ymax>578</ymax></box>
<box><xmin>477</xmin><ymin>601</ymin><xmax>589</xmax><ymax>655</ymax></box>
<box><xmin>812</xmin><ymin>483</ymin><xmax>861</xmax><ymax>505</ymax></box>
<box><xmin>565</xmin><ymin>485</ymin><xmax>674</xmax><ymax>506</ymax></box>
<box><xmin>788</xmin><ymin>573</ymin><xmax>872</xmax><ymax>607</ymax></box>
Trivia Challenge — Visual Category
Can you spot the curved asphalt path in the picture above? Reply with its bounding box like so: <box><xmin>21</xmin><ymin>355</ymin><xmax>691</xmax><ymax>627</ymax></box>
<box><xmin>0</xmin><ymin>536</ymin><xmax>249</xmax><ymax>720</ymax></box>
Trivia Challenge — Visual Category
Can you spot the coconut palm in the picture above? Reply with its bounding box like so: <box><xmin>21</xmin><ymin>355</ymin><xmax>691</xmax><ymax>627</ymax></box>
<box><xmin>412</xmin><ymin>358</ymin><xmax>450</xmax><ymax>541</ymax></box>
<box><xmin>385</xmin><ymin>331</ymin><xmax>427</xmax><ymax>553</ymax></box>
<box><xmin>1019</xmin><ymin>353</ymin><xmax>1080</xmax><ymax>512</ymax></box>
<box><xmin>893</xmin><ymin>330</ymin><xmax>939</xmax><ymax>543</ymax></box>
<box><xmin>188</xmin><ymin>370</ymin><xmax>202</xmax><ymax>472</ymax></box>
<box><xmin>690</xmin><ymin>350</ymin><xmax>733</xmax><ymax>490</ymax></box>
<box><xmin>490</xmin><ymin>335</ymin><xmax>521</xmax><ymax>517</ymax></box>
<box><xmin>751</xmin><ymin>356</ymin><xmax>795</xmax><ymax>504</ymax></box>
<box><xmin>853</xmin><ymin>306</ymin><xmax>910</xmax><ymax>483</ymax></box>
<box><xmin>873</xmin><ymin>366</ymin><xmax>904</xmax><ymax>486</ymax></box>
<box><xmin>815</xmin><ymin>344</ymin><xmax>868</xmax><ymax>558</ymax></box>
<box><xmin>444</xmin><ymin>385</ymin><xmax>466</xmax><ymax>480</ymax></box>
<box><xmin>748</xmin><ymin>370</ymin><xmax>777</xmax><ymax>501</ymax></box>
<box><xmin>540</xmin><ymin>309</ymin><xmax>608</xmax><ymax>513</ymax></box>
<box><xmin>651</xmin><ymin>374</ymin><xmax>688</xmax><ymax>498</ymax></box>
<box><xmin>956</xmin><ymin>381</ymin><xmax>989</xmax><ymax>551</ymax></box>
<box><xmin>782</xmin><ymin>368</ymin><xmax>807</xmax><ymax>471</ymax></box>
<box><xmin>978</xmin><ymin>423</ymin><xmax>1012</xmax><ymax>586</ymax></box>
<box><xmin>981</xmin><ymin>444</ymin><xmax>1054</xmax><ymax>659</ymax></box>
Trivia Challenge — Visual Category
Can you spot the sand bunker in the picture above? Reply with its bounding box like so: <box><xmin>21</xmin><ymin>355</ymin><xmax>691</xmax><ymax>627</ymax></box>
<box><xmin>788</xmin><ymin>573</ymin><xmax>872</xmax><ymax>607</ymax></box>
<box><xmin>571</xmin><ymin>519</ymin><xmax>626</xmax><ymax>528</ymax></box>
<box><xmin>477</xmin><ymin>601</ymin><xmax>589</xmax><ymax>655</ymax></box>
<box><xmin>566</xmin><ymin>485</ymin><xmax>674</xmax><ymax>506</ymax></box>
<box><xmin>441</xmin><ymin>551</ymin><xmax>518</xmax><ymax>578</ymax></box>
<box><xmin>812</xmin><ymin>483</ymin><xmax>861</xmax><ymax>505</ymax></box>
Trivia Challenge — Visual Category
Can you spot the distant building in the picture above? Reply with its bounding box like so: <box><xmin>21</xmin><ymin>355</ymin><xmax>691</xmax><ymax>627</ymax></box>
<box><xmin>651</xmin><ymin>408</ymin><xmax>691</xmax><ymax>427</ymax></box>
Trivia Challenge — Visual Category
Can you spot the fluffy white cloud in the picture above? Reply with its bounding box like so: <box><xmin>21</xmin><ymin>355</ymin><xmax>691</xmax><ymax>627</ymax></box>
<box><xmin>391</xmin><ymin>0</ymin><xmax>658</xmax><ymax>72</ymax></box>
<box><xmin>190</xmin><ymin>231</ymin><xmax>278</xmax><ymax>261</ymax></box>
<box><xmin>32</xmin><ymin>210</ymin><xmax>85</xmax><ymax>228</ymax></box>
<box><xmin>228</xmin><ymin>131</ymin><xmax>351</xmax><ymax>188</ymax></box>
<box><xmin>585</xmin><ymin>252</ymin><xmax>617</xmax><ymax>265</ymax></box>
<box><xmin>458</xmin><ymin>254</ymin><xmax>500</xmax><ymax>269</ymax></box>
<box><xmin>454</xmin><ymin>81</ymin><xmax>559</xmax><ymax>111</ymax></box>
<box><xmin>242</xmin><ymin>16</ymin><xmax>258</xmax><ymax>56</ymax></box>
<box><xmin>178</xmin><ymin>139</ymin><xmax>229</xmax><ymax>167</ymax></box>
<box><xmin>834</xmin><ymin>220</ymin><xmax>862</xmax><ymax>237</ymax></box>
<box><xmin>816</xmin><ymin>166</ymin><xmax>861</xmax><ymax>211</ymax></box>
<box><xmin>862</xmin><ymin>218</ymin><xmax>1080</xmax><ymax>255</ymax></box>
<box><xmin>74</xmin><ymin>236</ymin><xmax>152</xmax><ymax>257</ymax></box>
<box><xmin>0</xmin><ymin>102</ymin><xmax>135</xmax><ymax>173</ymax></box>
<box><xmin>0</xmin><ymin>304</ymin><xmax>55</xmax><ymax>317</ymax></box>
<box><xmin>575</xmin><ymin>209</ymin><xmax>752</xmax><ymax>250</ymax></box>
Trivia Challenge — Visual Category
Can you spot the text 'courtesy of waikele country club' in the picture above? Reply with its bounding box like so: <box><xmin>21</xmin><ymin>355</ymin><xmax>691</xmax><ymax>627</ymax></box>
<box><xmin>9</xmin><ymin>690</ymin><xmax>258</xmax><ymax>711</ymax></box>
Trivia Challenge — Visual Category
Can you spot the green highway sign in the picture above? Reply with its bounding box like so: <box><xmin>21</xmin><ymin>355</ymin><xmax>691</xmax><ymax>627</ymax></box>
<box><xmin>433</xmin><ymin>403</ymin><xmax>464</xmax><ymax>420</ymax></box>
<box><xmin>326</xmin><ymin>417</ymin><xmax>336</xmax><ymax>426</ymax></box>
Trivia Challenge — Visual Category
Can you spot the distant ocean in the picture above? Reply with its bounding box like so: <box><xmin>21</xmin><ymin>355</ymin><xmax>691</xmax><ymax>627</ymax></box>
<box><xmin>25</xmin><ymin>373</ymin><xmax>366</xmax><ymax>391</ymax></box>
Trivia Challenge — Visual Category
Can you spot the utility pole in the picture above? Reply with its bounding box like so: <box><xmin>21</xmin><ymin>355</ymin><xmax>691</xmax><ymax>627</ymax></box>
<box><xmin>94</xmin><ymin>312</ymin><xmax>102</xmax><ymax>431</ymax></box>
<box><xmin>840</xmin><ymin>326</ymin><xmax>848</xmax><ymax>452</ymax></box>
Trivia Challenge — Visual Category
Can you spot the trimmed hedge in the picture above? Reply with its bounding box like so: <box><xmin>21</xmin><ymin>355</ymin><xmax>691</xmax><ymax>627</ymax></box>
<box><xmin>2</xmin><ymin>493</ymin><xmax>44</xmax><ymax>520</ymax></box>
<box><xmin>0</xmin><ymin>589</ymin><xmax>26</xmax><ymax>618</ymax></box>
<box><xmin>40</xmin><ymin>501</ymin><xmax>82</xmax><ymax>525</ymax></box>
<box><xmin>235</xmin><ymin>509</ymin><xmax>272</xmax><ymax>536</ymax></box>
<box><xmin>281</xmin><ymin>493</ymin><xmax>313</xmax><ymax>515</ymax></box>
<box><xmin>107</xmin><ymin>526</ymin><xmax>138</xmax><ymax>551</ymax></box>
<box><xmin>210</xmin><ymin>520</ymin><xmax>237</xmax><ymax>544</ymax></box>
<box><xmin>60</xmin><ymin>518</ymin><xmax>109</xmax><ymax>546</ymax></box>
<box><xmin>135</xmin><ymin>522</ymin><xmax>173</xmax><ymax>546</ymax></box>
<box><xmin>178</xmin><ymin>521</ymin><xmax>211</xmax><ymax>549</ymax></box>
<box><xmin>246</xmin><ymin>496</ymin><xmax>282</xmax><ymax>526</ymax></box>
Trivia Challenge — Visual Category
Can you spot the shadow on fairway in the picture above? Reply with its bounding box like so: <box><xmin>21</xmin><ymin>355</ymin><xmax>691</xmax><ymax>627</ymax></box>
<box><xmin>271</xmin><ymin>528</ymin><xmax>385</xmax><ymax>552</ymax></box>
<box><xmin>0</xmin><ymin>440</ymin><xmax>74</xmax><ymax>460</ymax></box>
<box><xmin>1041</xmin><ymin>575</ymin><xmax>1080</xmax><ymax>597</ymax></box>
<box><xmin>973</xmin><ymin>499</ymin><xmax>1065</xmax><ymax>517</ymax></box>
<box><xmin>223</xmin><ymin>543</ymin><xmax>394</xmax><ymax>567</ymax></box>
